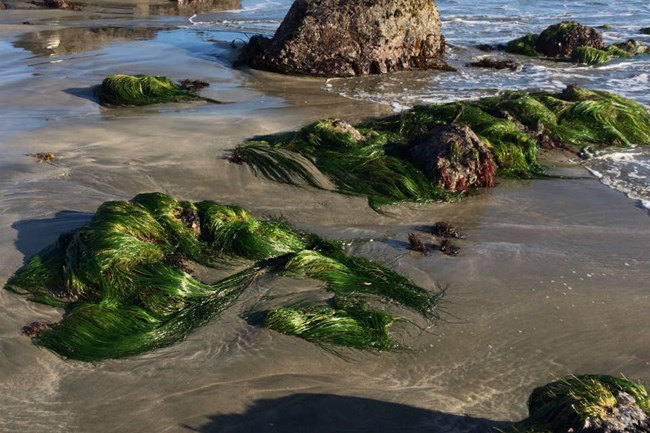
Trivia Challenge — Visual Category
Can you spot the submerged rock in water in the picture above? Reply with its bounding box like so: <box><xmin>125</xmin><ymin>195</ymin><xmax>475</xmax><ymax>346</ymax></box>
<box><xmin>238</xmin><ymin>0</ymin><xmax>449</xmax><ymax>77</ymax></box>
<box><xmin>408</xmin><ymin>124</ymin><xmax>497</xmax><ymax>191</ymax></box>
<box><xmin>641</xmin><ymin>27</ymin><xmax>650</xmax><ymax>35</ymax></box>
<box><xmin>535</xmin><ymin>21</ymin><xmax>604</xmax><ymax>57</ymax></box>
<box><xmin>507</xmin><ymin>375</ymin><xmax>650</xmax><ymax>433</ymax></box>
<box><xmin>467</xmin><ymin>57</ymin><xmax>519</xmax><ymax>70</ymax></box>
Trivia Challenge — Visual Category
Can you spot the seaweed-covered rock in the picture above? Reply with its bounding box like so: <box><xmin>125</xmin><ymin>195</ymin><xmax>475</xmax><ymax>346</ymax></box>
<box><xmin>233</xmin><ymin>86</ymin><xmax>650</xmax><ymax>207</ymax></box>
<box><xmin>505</xmin><ymin>21</ymin><xmax>648</xmax><ymax>65</ymax></box>
<box><xmin>508</xmin><ymin>375</ymin><xmax>650</xmax><ymax>433</ymax></box>
<box><xmin>5</xmin><ymin>193</ymin><xmax>441</xmax><ymax>360</ymax></box>
<box><xmin>408</xmin><ymin>124</ymin><xmax>496</xmax><ymax>191</ymax></box>
<box><xmin>535</xmin><ymin>21</ymin><xmax>604</xmax><ymax>57</ymax></box>
<box><xmin>238</xmin><ymin>0</ymin><xmax>448</xmax><ymax>77</ymax></box>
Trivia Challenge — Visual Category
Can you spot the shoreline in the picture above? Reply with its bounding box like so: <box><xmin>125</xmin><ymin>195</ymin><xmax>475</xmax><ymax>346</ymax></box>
<box><xmin>1</xmin><ymin>3</ymin><xmax>649</xmax><ymax>432</ymax></box>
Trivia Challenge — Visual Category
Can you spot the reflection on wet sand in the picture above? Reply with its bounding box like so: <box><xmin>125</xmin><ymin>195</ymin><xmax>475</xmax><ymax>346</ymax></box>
<box><xmin>13</xmin><ymin>26</ymin><xmax>158</xmax><ymax>56</ymax></box>
<box><xmin>8</xmin><ymin>0</ymin><xmax>240</xmax><ymax>17</ymax></box>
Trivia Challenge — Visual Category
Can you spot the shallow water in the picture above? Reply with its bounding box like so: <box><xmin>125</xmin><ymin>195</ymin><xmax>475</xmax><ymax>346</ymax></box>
<box><xmin>0</xmin><ymin>1</ymin><xmax>649</xmax><ymax>432</ymax></box>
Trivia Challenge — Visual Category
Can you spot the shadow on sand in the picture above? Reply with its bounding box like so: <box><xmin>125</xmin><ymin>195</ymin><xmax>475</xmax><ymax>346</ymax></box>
<box><xmin>189</xmin><ymin>393</ymin><xmax>511</xmax><ymax>433</ymax></box>
<box><xmin>12</xmin><ymin>211</ymin><xmax>93</xmax><ymax>264</ymax></box>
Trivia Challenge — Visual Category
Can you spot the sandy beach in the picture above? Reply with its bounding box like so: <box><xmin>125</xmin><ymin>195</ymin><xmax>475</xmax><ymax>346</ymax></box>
<box><xmin>1</xmin><ymin>1</ymin><xmax>649</xmax><ymax>432</ymax></box>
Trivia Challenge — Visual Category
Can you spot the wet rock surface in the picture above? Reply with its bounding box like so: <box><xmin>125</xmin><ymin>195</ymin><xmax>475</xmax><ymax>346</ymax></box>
<box><xmin>535</xmin><ymin>21</ymin><xmax>604</xmax><ymax>58</ymax></box>
<box><xmin>408</xmin><ymin>124</ymin><xmax>496</xmax><ymax>191</ymax></box>
<box><xmin>239</xmin><ymin>0</ymin><xmax>448</xmax><ymax>77</ymax></box>
<box><xmin>467</xmin><ymin>57</ymin><xmax>519</xmax><ymax>70</ymax></box>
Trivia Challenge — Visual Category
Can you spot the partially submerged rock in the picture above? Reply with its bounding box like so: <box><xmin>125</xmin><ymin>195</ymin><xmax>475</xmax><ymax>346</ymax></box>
<box><xmin>97</xmin><ymin>74</ymin><xmax>215</xmax><ymax>106</ymax></box>
<box><xmin>238</xmin><ymin>0</ymin><xmax>449</xmax><ymax>77</ymax></box>
<box><xmin>508</xmin><ymin>375</ymin><xmax>650</xmax><ymax>433</ymax></box>
<box><xmin>535</xmin><ymin>21</ymin><xmax>604</xmax><ymax>57</ymax></box>
<box><xmin>233</xmin><ymin>86</ymin><xmax>650</xmax><ymax>207</ymax></box>
<box><xmin>505</xmin><ymin>21</ymin><xmax>649</xmax><ymax>65</ymax></box>
<box><xmin>467</xmin><ymin>57</ymin><xmax>519</xmax><ymax>71</ymax></box>
<box><xmin>640</xmin><ymin>27</ymin><xmax>650</xmax><ymax>35</ymax></box>
<box><xmin>5</xmin><ymin>193</ymin><xmax>441</xmax><ymax>360</ymax></box>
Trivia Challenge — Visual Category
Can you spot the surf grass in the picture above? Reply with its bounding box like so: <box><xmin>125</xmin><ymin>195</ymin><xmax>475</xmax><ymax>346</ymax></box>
<box><xmin>97</xmin><ymin>74</ymin><xmax>203</xmax><ymax>106</ymax></box>
<box><xmin>6</xmin><ymin>193</ymin><xmax>440</xmax><ymax>360</ymax></box>
<box><xmin>264</xmin><ymin>296</ymin><xmax>395</xmax><ymax>350</ymax></box>
<box><xmin>234</xmin><ymin>87</ymin><xmax>650</xmax><ymax>206</ymax></box>
<box><xmin>506</xmin><ymin>375</ymin><xmax>650</xmax><ymax>433</ymax></box>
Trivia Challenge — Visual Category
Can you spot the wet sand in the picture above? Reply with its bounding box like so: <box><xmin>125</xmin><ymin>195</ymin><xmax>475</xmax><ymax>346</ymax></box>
<box><xmin>1</xmin><ymin>3</ymin><xmax>649</xmax><ymax>432</ymax></box>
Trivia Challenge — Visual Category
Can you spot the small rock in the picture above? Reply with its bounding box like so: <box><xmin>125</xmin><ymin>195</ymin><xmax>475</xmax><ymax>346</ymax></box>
<box><xmin>467</xmin><ymin>57</ymin><xmax>519</xmax><ymax>70</ymax></box>
<box><xmin>432</xmin><ymin>221</ymin><xmax>464</xmax><ymax>239</ymax></box>
<box><xmin>407</xmin><ymin>232</ymin><xmax>427</xmax><ymax>254</ymax></box>
<box><xmin>407</xmin><ymin>124</ymin><xmax>497</xmax><ymax>191</ymax></box>
<box><xmin>440</xmin><ymin>239</ymin><xmax>459</xmax><ymax>255</ymax></box>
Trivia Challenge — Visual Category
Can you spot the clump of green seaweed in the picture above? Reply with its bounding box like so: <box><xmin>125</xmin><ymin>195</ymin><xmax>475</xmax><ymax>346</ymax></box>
<box><xmin>505</xmin><ymin>21</ymin><xmax>649</xmax><ymax>65</ymax></box>
<box><xmin>507</xmin><ymin>375</ymin><xmax>650</xmax><ymax>433</ymax></box>
<box><xmin>5</xmin><ymin>193</ymin><xmax>441</xmax><ymax>361</ymax></box>
<box><xmin>231</xmin><ymin>86</ymin><xmax>650</xmax><ymax>207</ymax></box>
<box><xmin>97</xmin><ymin>74</ymin><xmax>214</xmax><ymax>106</ymax></box>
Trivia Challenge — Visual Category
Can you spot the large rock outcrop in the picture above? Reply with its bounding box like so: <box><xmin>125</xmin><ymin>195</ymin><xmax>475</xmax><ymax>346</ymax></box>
<box><xmin>238</xmin><ymin>0</ymin><xmax>448</xmax><ymax>77</ymax></box>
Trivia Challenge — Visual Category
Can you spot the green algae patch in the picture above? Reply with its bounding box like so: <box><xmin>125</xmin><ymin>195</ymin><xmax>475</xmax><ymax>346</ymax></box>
<box><xmin>6</xmin><ymin>193</ymin><xmax>441</xmax><ymax>361</ymax></box>
<box><xmin>98</xmin><ymin>74</ymin><xmax>210</xmax><ymax>106</ymax></box>
<box><xmin>505</xmin><ymin>34</ymin><xmax>542</xmax><ymax>57</ymax></box>
<box><xmin>265</xmin><ymin>296</ymin><xmax>395</xmax><ymax>350</ymax></box>
<box><xmin>232</xmin><ymin>87</ymin><xmax>650</xmax><ymax>207</ymax></box>
<box><xmin>506</xmin><ymin>375</ymin><xmax>650</xmax><ymax>433</ymax></box>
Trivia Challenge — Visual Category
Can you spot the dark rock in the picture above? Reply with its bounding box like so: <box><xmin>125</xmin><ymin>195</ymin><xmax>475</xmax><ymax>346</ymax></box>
<box><xmin>476</xmin><ymin>44</ymin><xmax>493</xmax><ymax>52</ymax></box>
<box><xmin>432</xmin><ymin>221</ymin><xmax>464</xmax><ymax>239</ymax></box>
<box><xmin>407</xmin><ymin>124</ymin><xmax>497</xmax><ymax>191</ymax></box>
<box><xmin>44</xmin><ymin>0</ymin><xmax>70</xmax><ymax>8</ymax></box>
<box><xmin>640</xmin><ymin>27</ymin><xmax>650</xmax><ymax>35</ymax></box>
<box><xmin>407</xmin><ymin>233</ymin><xmax>426</xmax><ymax>254</ymax></box>
<box><xmin>467</xmin><ymin>57</ymin><xmax>519</xmax><ymax>70</ymax></box>
<box><xmin>535</xmin><ymin>21</ymin><xmax>604</xmax><ymax>58</ymax></box>
<box><xmin>0</xmin><ymin>1</ymin><xmax>7</xmax><ymax>9</ymax></box>
<box><xmin>238</xmin><ymin>0</ymin><xmax>448</xmax><ymax>77</ymax></box>
<box><xmin>439</xmin><ymin>239</ymin><xmax>459</xmax><ymax>255</ymax></box>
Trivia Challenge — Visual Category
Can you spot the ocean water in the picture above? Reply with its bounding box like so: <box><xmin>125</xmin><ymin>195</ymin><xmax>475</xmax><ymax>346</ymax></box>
<box><xmin>192</xmin><ymin>0</ymin><xmax>650</xmax><ymax>210</ymax></box>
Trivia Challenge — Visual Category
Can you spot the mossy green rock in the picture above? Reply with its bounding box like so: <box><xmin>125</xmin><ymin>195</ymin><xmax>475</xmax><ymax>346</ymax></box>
<box><xmin>505</xmin><ymin>21</ymin><xmax>649</xmax><ymax>65</ymax></box>
<box><xmin>233</xmin><ymin>86</ymin><xmax>650</xmax><ymax>207</ymax></box>
<box><xmin>507</xmin><ymin>375</ymin><xmax>650</xmax><ymax>433</ymax></box>
<box><xmin>6</xmin><ymin>193</ymin><xmax>440</xmax><ymax>360</ymax></box>
<box><xmin>98</xmin><ymin>74</ymin><xmax>203</xmax><ymax>106</ymax></box>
